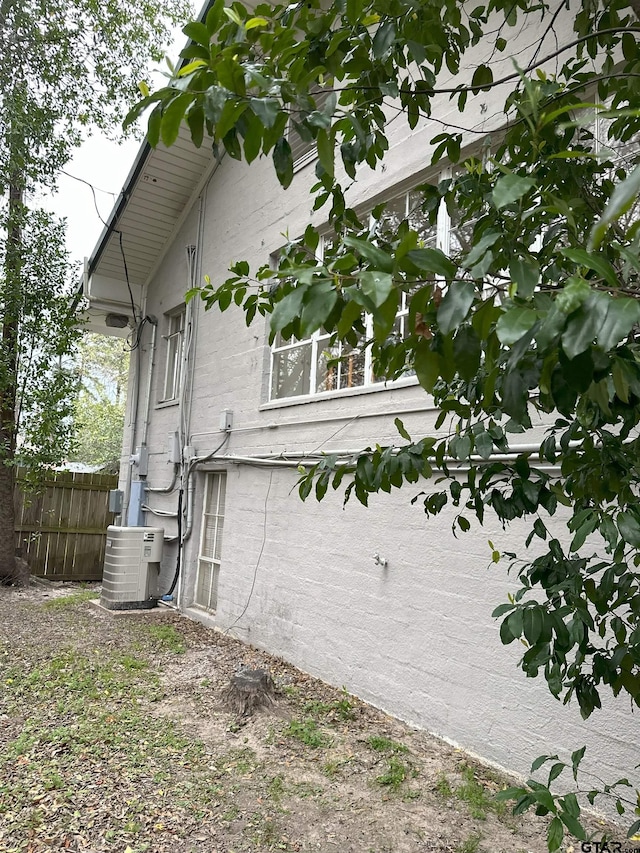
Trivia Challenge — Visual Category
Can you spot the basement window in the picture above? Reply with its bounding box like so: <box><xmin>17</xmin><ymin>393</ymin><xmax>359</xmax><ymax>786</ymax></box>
<box><xmin>195</xmin><ymin>471</ymin><xmax>226</xmax><ymax>612</ymax></box>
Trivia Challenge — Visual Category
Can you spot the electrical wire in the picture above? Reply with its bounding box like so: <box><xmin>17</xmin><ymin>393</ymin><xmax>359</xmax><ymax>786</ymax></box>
<box><xmin>224</xmin><ymin>470</ymin><xmax>273</xmax><ymax>635</ymax></box>
<box><xmin>59</xmin><ymin>169</ymin><xmax>115</xmax><ymax>228</ymax></box>
<box><xmin>117</xmin><ymin>230</ymin><xmax>139</xmax><ymax>329</ymax></box>
<box><xmin>165</xmin><ymin>488</ymin><xmax>184</xmax><ymax>597</ymax></box>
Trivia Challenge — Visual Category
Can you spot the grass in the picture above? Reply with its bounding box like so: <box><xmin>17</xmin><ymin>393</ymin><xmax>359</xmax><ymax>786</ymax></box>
<box><xmin>269</xmin><ymin>774</ymin><xmax>286</xmax><ymax>802</ymax></box>
<box><xmin>0</xmin><ymin>637</ymin><xmax>232</xmax><ymax>848</ymax></box>
<box><xmin>42</xmin><ymin>589</ymin><xmax>100</xmax><ymax>609</ymax></box>
<box><xmin>456</xmin><ymin>763</ymin><xmax>507</xmax><ymax>821</ymax></box>
<box><xmin>376</xmin><ymin>756</ymin><xmax>409</xmax><ymax>791</ymax></box>
<box><xmin>435</xmin><ymin>763</ymin><xmax>508</xmax><ymax>822</ymax></box>
<box><xmin>143</xmin><ymin>623</ymin><xmax>186</xmax><ymax>653</ymax></box>
<box><xmin>301</xmin><ymin>687</ymin><xmax>357</xmax><ymax>722</ymax></box>
<box><xmin>367</xmin><ymin>735</ymin><xmax>409</xmax><ymax>754</ymax></box>
<box><xmin>435</xmin><ymin>773</ymin><xmax>453</xmax><ymax>798</ymax></box>
<box><xmin>322</xmin><ymin>755</ymin><xmax>352</xmax><ymax>778</ymax></box>
<box><xmin>367</xmin><ymin>734</ymin><xmax>417</xmax><ymax>795</ymax></box>
<box><xmin>457</xmin><ymin>832</ymin><xmax>482</xmax><ymax>853</ymax></box>
<box><xmin>284</xmin><ymin>718</ymin><xmax>332</xmax><ymax>749</ymax></box>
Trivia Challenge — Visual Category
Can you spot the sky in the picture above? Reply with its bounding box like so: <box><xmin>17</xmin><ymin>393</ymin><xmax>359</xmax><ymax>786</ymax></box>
<box><xmin>45</xmin><ymin>22</ymin><xmax>189</xmax><ymax>273</ymax></box>
<box><xmin>49</xmin><ymin>134</ymin><xmax>141</xmax><ymax>270</ymax></box>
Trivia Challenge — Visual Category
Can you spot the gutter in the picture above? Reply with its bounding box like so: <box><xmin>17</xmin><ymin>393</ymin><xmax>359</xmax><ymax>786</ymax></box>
<box><xmin>85</xmin><ymin>141</ymin><xmax>152</xmax><ymax>279</ymax></box>
<box><xmin>84</xmin><ymin>0</ymin><xmax>216</xmax><ymax>283</ymax></box>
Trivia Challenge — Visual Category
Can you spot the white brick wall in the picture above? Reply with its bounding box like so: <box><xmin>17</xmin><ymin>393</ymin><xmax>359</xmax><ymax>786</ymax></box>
<box><xmin>117</xmin><ymin>6</ymin><xmax>637</xmax><ymax>810</ymax></box>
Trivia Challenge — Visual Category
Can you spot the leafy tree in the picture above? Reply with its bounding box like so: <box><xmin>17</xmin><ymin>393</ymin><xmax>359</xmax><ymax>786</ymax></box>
<box><xmin>131</xmin><ymin>0</ymin><xmax>640</xmax><ymax>845</ymax></box>
<box><xmin>0</xmin><ymin>0</ymin><xmax>189</xmax><ymax>582</ymax></box>
<box><xmin>69</xmin><ymin>334</ymin><xmax>129</xmax><ymax>473</ymax></box>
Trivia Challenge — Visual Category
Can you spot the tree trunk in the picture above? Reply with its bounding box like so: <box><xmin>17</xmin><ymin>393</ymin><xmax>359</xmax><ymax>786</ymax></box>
<box><xmin>222</xmin><ymin>668</ymin><xmax>277</xmax><ymax>717</ymax></box>
<box><xmin>0</xmin><ymin>178</ymin><xmax>22</xmax><ymax>582</ymax></box>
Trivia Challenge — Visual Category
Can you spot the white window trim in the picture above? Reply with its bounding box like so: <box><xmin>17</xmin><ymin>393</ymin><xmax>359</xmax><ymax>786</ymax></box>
<box><xmin>194</xmin><ymin>471</ymin><xmax>226</xmax><ymax>613</ymax></box>
<box><xmin>160</xmin><ymin>306</ymin><xmax>185</xmax><ymax>404</ymax></box>
<box><xmin>268</xmin><ymin>169</ymin><xmax>459</xmax><ymax>403</ymax></box>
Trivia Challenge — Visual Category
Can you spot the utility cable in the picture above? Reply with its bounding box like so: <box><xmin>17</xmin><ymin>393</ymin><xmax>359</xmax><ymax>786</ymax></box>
<box><xmin>224</xmin><ymin>470</ymin><xmax>273</xmax><ymax>635</ymax></box>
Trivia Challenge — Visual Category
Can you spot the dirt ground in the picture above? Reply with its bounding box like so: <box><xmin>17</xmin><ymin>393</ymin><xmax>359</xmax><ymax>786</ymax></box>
<box><xmin>0</xmin><ymin>580</ymin><xmax>620</xmax><ymax>853</ymax></box>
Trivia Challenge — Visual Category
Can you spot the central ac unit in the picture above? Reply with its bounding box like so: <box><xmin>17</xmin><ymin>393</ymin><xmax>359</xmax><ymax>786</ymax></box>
<box><xmin>101</xmin><ymin>526</ymin><xmax>164</xmax><ymax>610</ymax></box>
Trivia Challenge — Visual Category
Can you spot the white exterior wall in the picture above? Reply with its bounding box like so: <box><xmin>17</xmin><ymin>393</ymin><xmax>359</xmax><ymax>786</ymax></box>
<box><xmin>120</xmin><ymin>5</ymin><xmax>638</xmax><ymax>809</ymax></box>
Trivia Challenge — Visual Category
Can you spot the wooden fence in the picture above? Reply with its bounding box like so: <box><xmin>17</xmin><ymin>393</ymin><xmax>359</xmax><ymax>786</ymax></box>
<box><xmin>14</xmin><ymin>469</ymin><xmax>118</xmax><ymax>581</ymax></box>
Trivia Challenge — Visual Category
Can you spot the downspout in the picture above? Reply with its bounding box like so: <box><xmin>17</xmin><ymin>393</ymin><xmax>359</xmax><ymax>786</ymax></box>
<box><xmin>176</xmin><ymin>194</ymin><xmax>206</xmax><ymax>609</ymax></box>
<box><xmin>139</xmin><ymin>316</ymin><xmax>158</xmax><ymax>451</ymax></box>
<box><xmin>122</xmin><ymin>316</ymin><xmax>158</xmax><ymax>525</ymax></box>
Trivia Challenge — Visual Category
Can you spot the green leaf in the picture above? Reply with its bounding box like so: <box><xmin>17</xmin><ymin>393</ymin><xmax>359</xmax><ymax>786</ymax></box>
<box><xmin>547</xmin><ymin>763</ymin><xmax>565</xmax><ymax>784</ymax></box>
<box><xmin>147</xmin><ymin>104</ymin><xmax>162</xmax><ymax>148</ymax></box>
<box><xmin>570</xmin><ymin>747</ymin><xmax>585</xmax><ymax>781</ymax></box>
<box><xmin>617</xmin><ymin>511</ymin><xmax>640</xmax><ymax>547</ymax></box>
<box><xmin>359</xmin><ymin>271</ymin><xmax>393</xmax><ymax>308</ymax></box>
<box><xmin>471</xmin><ymin>63</ymin><xmax>493</xmax><ymax>90</ymax></box>
<box><xmin>216</xmin><ymin>99</ymin><xmax>248</xmax><ymax>140</ymax></box>
<box><xmin>496</xmin><ymin>307</ymin><xmax>538</xmax><ymax>345</ymax></box>
<box><xmin>559</xmin><ymin>812</ymin><xmax>586</xmax><ymax>840</ymax></box>
<box><xmin>533</xmin><ymin>786</ymin><xmax>556</xmax><ymax>813</ymax></box>
<box><xmin>414</xmin><ymin>340</ymin><xmax>441</xmax><ymax>392</ymax></box>
<box><xmin>461</xmin><ymin>230</ymin><xmax>501</xmax><ymax>270</ymax></box>
<box><xmin>346</xmin><ymin>0</ymin><xmax>364</xmax><ymax>23</ymax></box>
<box><xmin>589</xmin><ymin>165</ymin><xmax>640</xmax><ymax>249</ymax></box>
<box><xmin>523</xmin><ymin>607</ymin><xmax>544</xmax><ymax>645</ymax></box>
<box><xmin>316</xmin><ymin>128</ymin><xmax>334</xmax><ymax>178</ymax></box>
<box><xmin>273</xmin><ymin>137</ymin><xmax>294</xmax><ymax>188</ymax></box>
<box><xmin>474</xmin><ymin>430</ymin><xmax>493</xmax><ymax>459</ymax></box>
<box><xmin>343</xmin><ymin>236</ymin><xmax>394</xmax><ymax>273</ymax></box>
<box><xmin>453</xmin><ymin>325</ymin><xmax>481</xmax><ymax>380</ymax></box>
<box><xmin>556</xmin><ymin>276</ymin><xmax>591</xmax><ymax>315</ymax></box>
<box><xmin>561</xmin><ymin>294</ymin><xmax>608</xmax><ymax>360</ymax></box>
<box><xmin>510</xmin><ymin>257</ymin><xmax>539</xmax><ymax>299</ymax></box>
<box><xmin>245</xmin><ymin>16</ymin><xmax>269</xmax><ymax>29</ymax></box>
<box><xmin>250</xmin><ymin>98</ymin><xmax>280</xmax><ymax>129</ymax></box>
<box><xmin>494</xmin><ymin>786</ymin><xmax>526</xmax><ymax>802</ymax></box>
<box><xmin>406</xmin><ymin>248</ymin><xmax>456</xmax><ymax>278</ymax></box>
<box><xmin>372</xmin><ymin>21</ymin><xmax>395</xmax><ymax>58</ymax></box>
<box><xmin>596</xmin><ymin>297</ymin><xmax>640</xmax><ymax>351</ymax></box>
<box><xmin>394</xmin><ymin>418</ymin><xmax>411</xmax><ymax>441</ymax></box>
<box><xmin>270</xmin><ymin>287</ymin><xmax>307</xmax><ymax>334</ymax></box>
<box><xmin>560</xmin><ymin>248</ymin><xmax>619</xmax><ymax>289</ymax></box>
<box><xmin>178</xmin><ymin>59</ymin><xmax>208</xmax><ymax>77</ymax></box>
<box><xmin>186</xmin><ymin>104</ymin><xmax>204</xmax><ymax>148</ymax></box>
<box><xmin>301</xmin><ymin>280</ymin><xmax>338</xmax><ymax>335</ymax></box>
<box><xmin>547</xmin><ymin>816</ymin><xmax>564</xmax><ymax>852</ymax></box>
<box><xmin>492</xmin><ymin>174</ymin><xmax>536</xmax><ymax>210</ymax></box>
<box><xmin>182</xmin><ymin>20</ymin><xmax>212</xmax><ymax>47</ymax></box>
<box><xmin>160</xmin><ymin>93</ymin><xmax>193</xmax><ymax>147</ymax></box>
<box><xmin>437</xmin><ymin>281</ymin><xmax>475</xmax><ymax>334</ymax></box>
<box><xmin>531</xmin><ymin>754</ymin><xmax>555</xmax><ymax>772</ymax></box>
<box><xmin>372</xmin><ymin>290</ymin><xmax>399</xmax><ymax>342</ymax></box>
<box><xmin>222</xmin><ymin>6</ymin><xmax>243</xmax><ymax>25</ymax></box>
<box><xmin>562</xmin><ymin>792</ymin><xmax>581</xmax><ymax>819</ymax></box>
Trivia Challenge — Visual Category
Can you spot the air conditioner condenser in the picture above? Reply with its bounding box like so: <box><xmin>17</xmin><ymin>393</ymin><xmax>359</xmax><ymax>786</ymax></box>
<box><xmin>100</xmin><ymin>526</ymin><xmax>164</xmax><ymax>610</ymax></box>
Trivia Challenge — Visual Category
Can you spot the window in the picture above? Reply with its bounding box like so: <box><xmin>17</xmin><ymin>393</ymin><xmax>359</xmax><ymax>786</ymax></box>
<box><xmin>287</xmin><ymin>87</ymin><xmax>334</xmax><ymax>170</ymax></box>
<box><xmin>269</xmin><ymin>174</ymin><xmax>460</xmax><ymax>401</ymax></box>
<box><xmin>195</xmin><ymin>472</ymin><xmax>226</xmax><ymax>612</ymax></box>
<box><xmin>270</xmin><ymin>235</ymin><xmax>372</xmax><ymax>400</ymax></box>
<box><xmin>161</xmin><ymin>308</ymin><xmax>184</xmax><ymax>402</ymax></box>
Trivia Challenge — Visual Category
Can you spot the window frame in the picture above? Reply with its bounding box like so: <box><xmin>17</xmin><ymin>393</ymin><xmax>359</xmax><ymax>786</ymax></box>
<box><xmin>160</xmin><ymin>306</ymin><xmax>185</xmax><ymax>404</ymax></box>
<box><xmin>194</xmin><ymin>470</ymin><xmax>226</xmax><ymax>613</ymax></box>
<box><xmin>268</xmin><ymin>169</ymin><xmax>461</xmax><ymax>403</ymax></box>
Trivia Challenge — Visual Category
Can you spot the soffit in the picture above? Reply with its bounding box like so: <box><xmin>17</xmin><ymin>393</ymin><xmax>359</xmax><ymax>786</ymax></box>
<box><xmin>88</xmin><ymin>126</ymin><xmax>214</xmax><ymax>287</ymax></box>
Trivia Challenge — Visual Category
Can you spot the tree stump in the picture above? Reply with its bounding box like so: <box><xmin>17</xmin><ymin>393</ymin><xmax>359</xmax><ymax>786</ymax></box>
<box><xmin>0</xmin><ymin>555</ymin><xmax>30</xmax><ymax>587</ymax></box>
<box><xmin>221</xmin><ymin>668</ymin><xmax>277</xmax><ymax>716</ymax></box>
